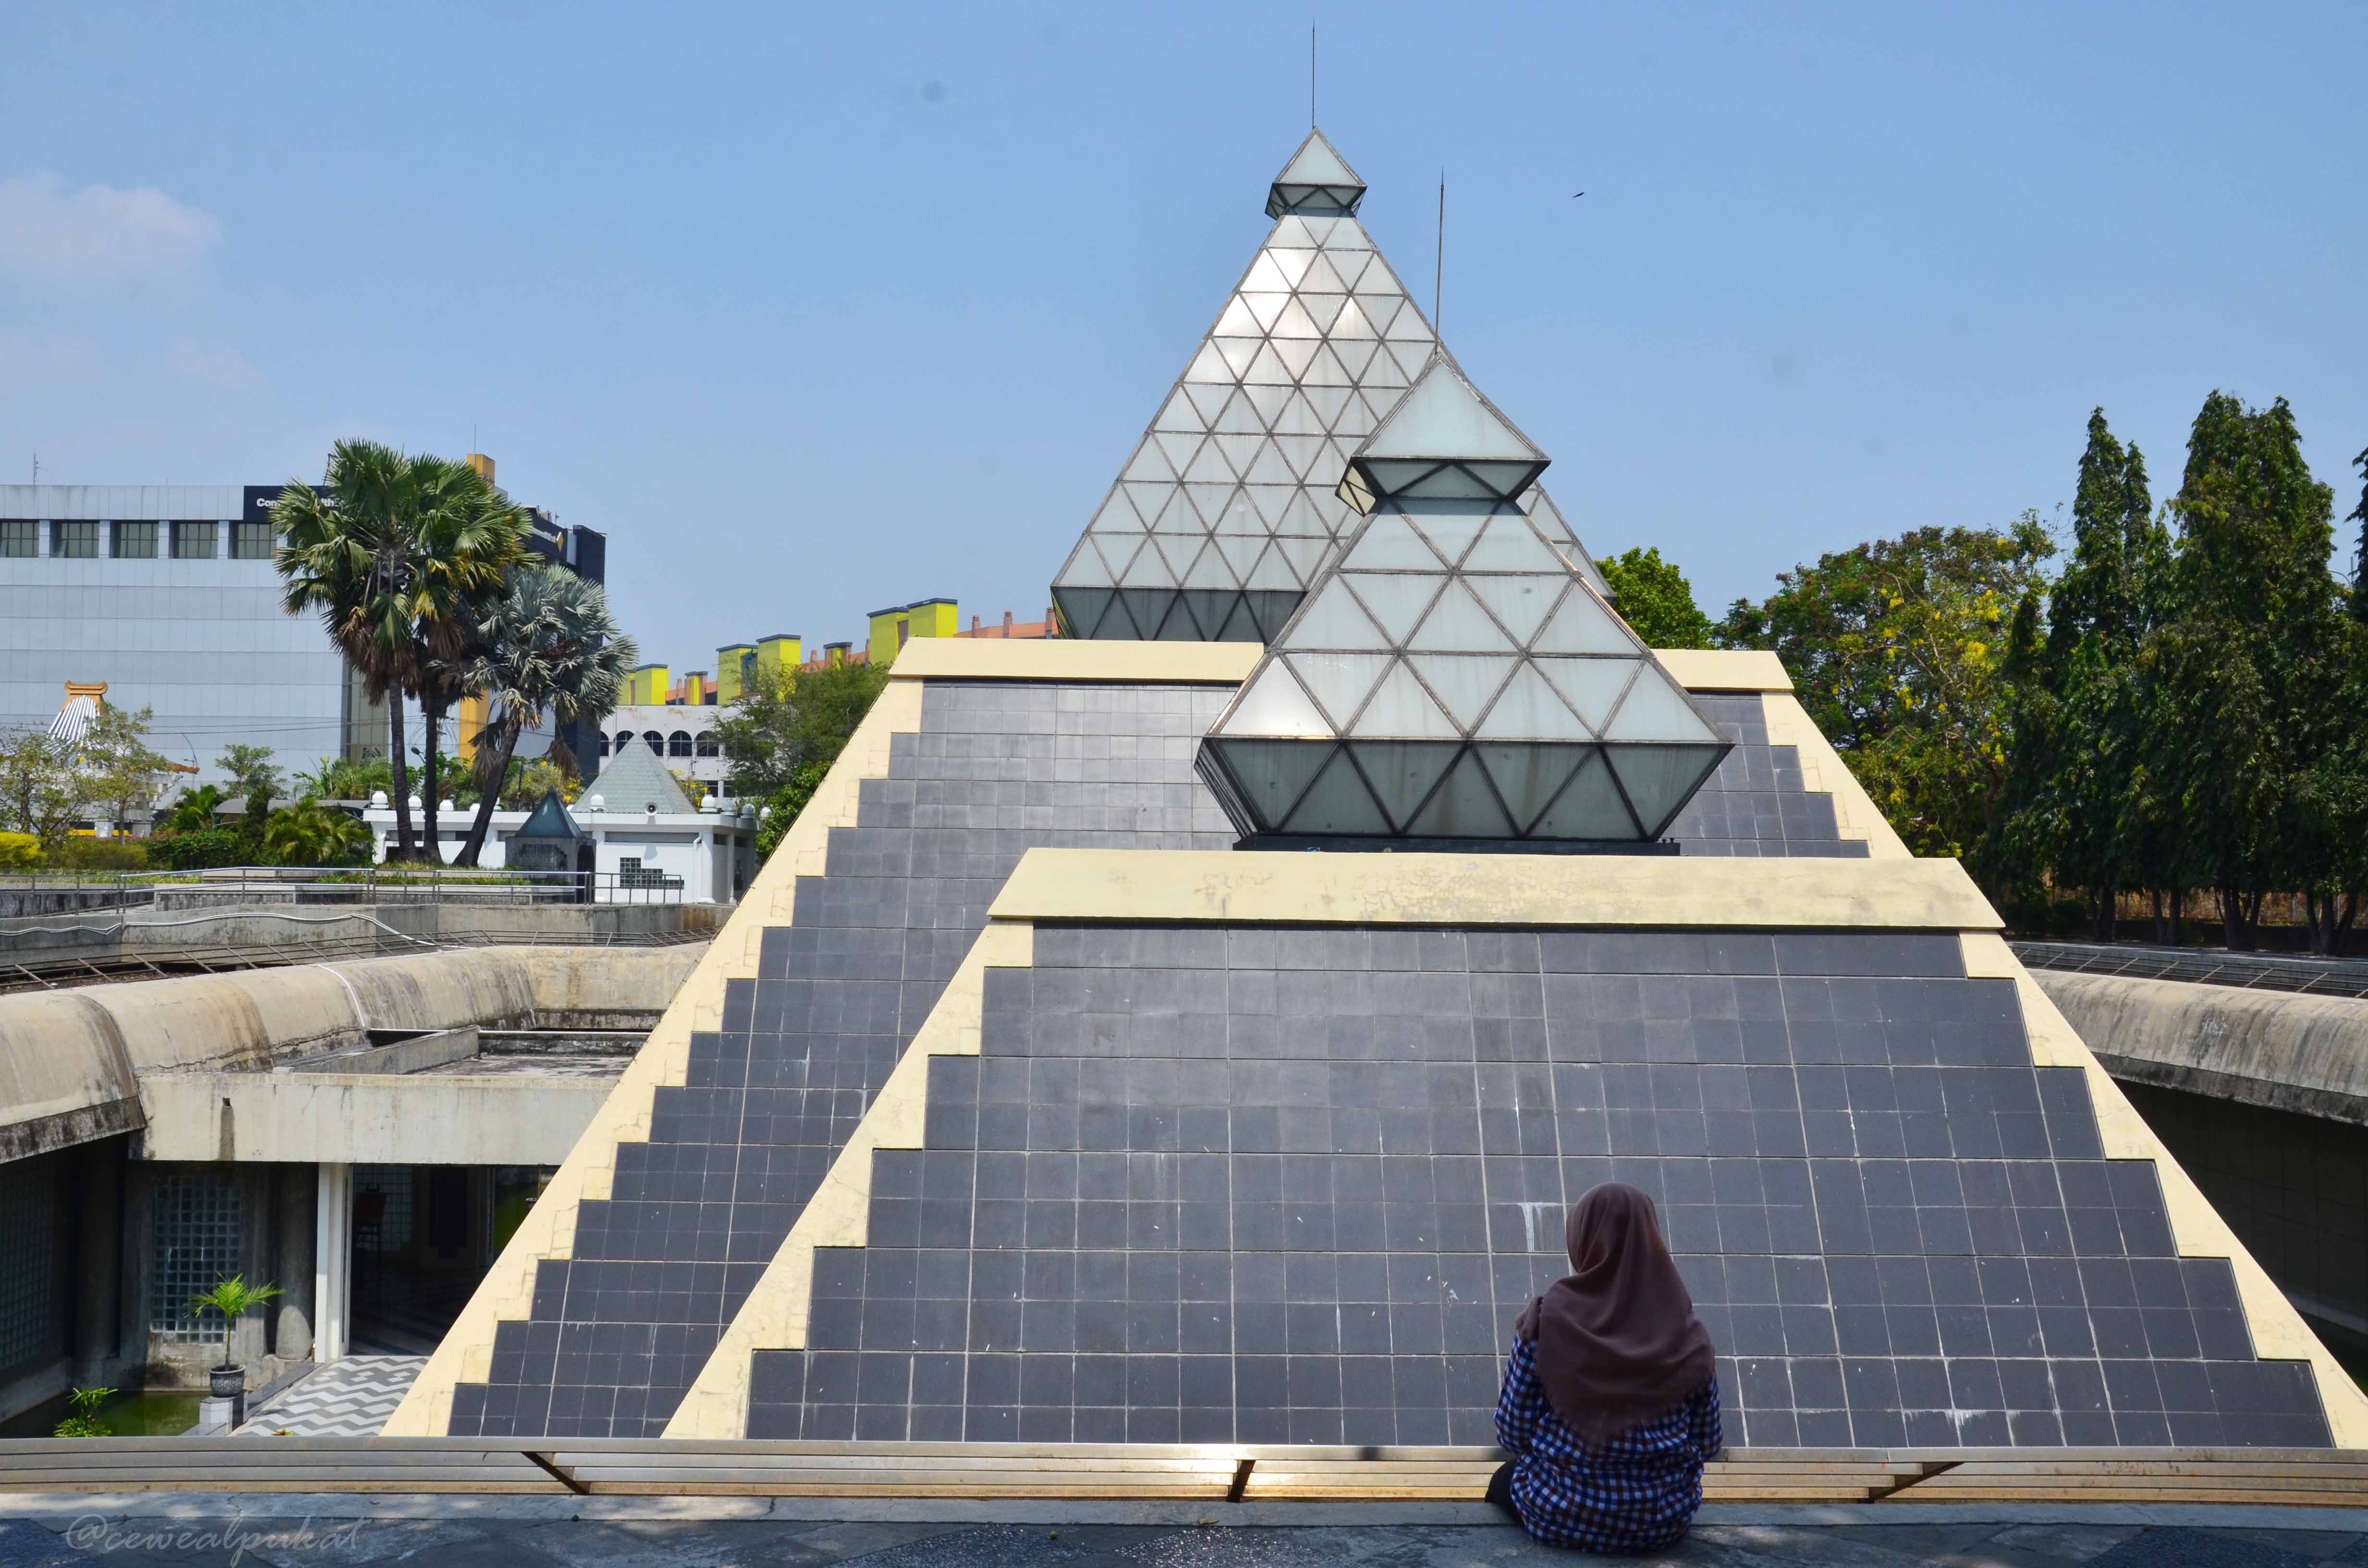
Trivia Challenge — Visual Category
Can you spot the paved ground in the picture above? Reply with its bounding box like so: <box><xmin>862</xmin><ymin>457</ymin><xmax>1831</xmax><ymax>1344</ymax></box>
<box><xmin>6</xmin><ymin>1508</ymin><xmax>2368</xmax><ymax>1568</ymax></box>
<box><xmin>232</xmin><ymin>1357</ymin><xmax>426</xmax><ymax>1439</ymax></box>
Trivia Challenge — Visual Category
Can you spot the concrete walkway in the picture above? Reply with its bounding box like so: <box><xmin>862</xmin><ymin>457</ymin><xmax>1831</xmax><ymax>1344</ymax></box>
<box><xmin>233</xmin><ymin>1356</ymin><xmax>427</xmax><ymax>1438</ymax></box>
<box><xmin>5</xmin><ymin>1498</ymin><xmax>2368</xmax><ymax>1567</ymax></box>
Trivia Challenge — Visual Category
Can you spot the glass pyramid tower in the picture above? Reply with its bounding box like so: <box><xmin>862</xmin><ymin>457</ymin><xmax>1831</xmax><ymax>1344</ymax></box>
<box><xmin>1196</xmin><ymin>354</ymin><xmax>1732</xmax><ymax>845</ymax></box>
<box><xmin>1050</xmin><ymin>128</ymin><xmax>1605</xmax><ymax>642</ymax></box>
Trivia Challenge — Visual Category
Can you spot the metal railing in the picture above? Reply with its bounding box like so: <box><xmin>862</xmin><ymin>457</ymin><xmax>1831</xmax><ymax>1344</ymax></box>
<box><xmin>2012</xmin><ymin>939</ymin><xmax>2368</xmax><ymax>1001</ymax></box>
<box><xmin>0</xmin><ymin>864</ymin><xmax>690</xmax><ymax>911</ymax></box>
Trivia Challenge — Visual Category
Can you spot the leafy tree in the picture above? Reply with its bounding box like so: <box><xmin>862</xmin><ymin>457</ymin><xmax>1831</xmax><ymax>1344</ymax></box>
<box><xmin>159</xmin><ymin>783</ymin><xmax>229</xmax><ymax>836</ymax></box>
<box><xmin>215</xmin><ymin>742</ymin><xmax>284</xmax><ymax>835</ymax></box>
<box><xmin>0</xmin><ymin>832</ymin><xmax>42</xmax><ymax>871</ymax></box>
<box><xmin>295</xmin><ymin>755</ymin><xmax>394</xmax><ymax>802</ymax></box>
<box><xmin>74</xmin><ymin>704</ymin><xmax>174</xmax><ymax>834</ymax></box>
<box><xmin>273</xmin><ymin>442</ymin><xmax>527</xmax><ymax>861</ymax></box>
<box><xmin>453</xmin><ymin>567</ymin><xmax>636</xmax><ymax>867</ymax></box>
<box><xmin>1991</xmin><ymin>411</ymin><xmax>2167</xmax><ymax>936</ymax></box>
<box><xmin>262</xmin><ymin>798</ymin><xmax>374</xmax><ymax>867</ymax></box>
<box><xmin>714</xmin><ymin>659</ymin><xmax>892</xmax><ymax>800</ymax></box>
<box><xmin>0</xmin><ymin>726</ymin><xmax>78</xmax><ymax>848</ymax></box>
<box><xmin>2148</xmin><ymin>392</ymin><xmax>2342</xmax><ymax>950</ymax></box>
<box><xmin>754</xmin><ymin>760</ymin><xmax>831</xmax><ymax>857</ymax></box>
<box><xmin>501</xmin><ymin>754</ymin><xmax>580</xmax><ymax>810</ymax></box>
<box><xmin>1717</xmin><ymin>518</ymin><xmax>2053</xmax><ymax>859</ymax></box>
<box><xmin>1599</xmin><ymin>546</ymin><xmax>1714</xmax><ymax>649</ymax></box>
<box><xmin>2350</xmin><ymin>446</ymin><xmax>2368</xmax><ymax>624</ymax></box>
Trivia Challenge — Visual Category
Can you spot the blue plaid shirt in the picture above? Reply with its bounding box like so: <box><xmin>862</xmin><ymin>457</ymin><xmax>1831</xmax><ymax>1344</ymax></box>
<box><xmin>1493</xmin><ymin>1335</ymin><xmax>1722</xmax><ymax>1553</ymax></box>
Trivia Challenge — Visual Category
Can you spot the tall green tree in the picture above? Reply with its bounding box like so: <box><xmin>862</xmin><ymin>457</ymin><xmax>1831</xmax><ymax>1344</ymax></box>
<box><xmin>1992</xmin><ymin>411</ymin><xmax>2167</xmax><ymax>936</ymax></box>
<box><xmin>713</xmin><ymin>659</ymin><xmax>893</xmax><ymax>800</ymax></box>
<box><xmin>2348</xmin><ymin>445</ymin><xmax>2368</xmax><ymax>624</ymax></box>
<box><xmin>1717</xmin><ymin>518</ymin><xmax>2053</xmax><ymax>860</ymax></box>
<box><xmin>452</xmin><ymin>566</ymin><xmax>637</xmax><ymax>867</ymax></box>
<box><xmin>2148</xmin><ymin>392</ymin><xmax>2342</xmax><ymax>950</ymax></box>
<box><xmin>1598</xmin><ymin>546</ymin><xmax>1714</xmax><ymax>649</ymax></box>
<box><xmin>273</xmin><ymin>442</ymin><xmax>527</xmax><ymax>861</ymax></box>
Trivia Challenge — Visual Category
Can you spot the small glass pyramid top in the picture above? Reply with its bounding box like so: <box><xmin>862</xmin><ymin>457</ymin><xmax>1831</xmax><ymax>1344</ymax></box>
<box><xmin>1337</xmin><ymin>352</ymin><xmax>1552</xmax><ymax>512</ymax></box>
<box><xmin>1199</xmin><ymin>357</ymin><xmax>1731</xmax><ymax>846</ymax></box>
<box><xmin>1268</xmin><ymin>127</ymin><xmax>1367</xmax><ymax>218</ymax></box>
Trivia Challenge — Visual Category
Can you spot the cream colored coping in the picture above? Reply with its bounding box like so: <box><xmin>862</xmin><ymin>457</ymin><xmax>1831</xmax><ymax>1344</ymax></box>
<box><xmin>1653</xmin><ymin>647</ymin><xmax>1792</xmax><ymax>692</ymax></box>
<box><xmin>384</xmin><ymin>678</ymin><xmax>929</xmax><ymax>1435</ymax></box>
<box><xmin>987</xmin><ymin>848</ymin><xmax>1998</xmax><ymax>932</ymax></box>
<box><xmin>666</xmin><ymin>922</ymin><xmax>1035</xmax><ymax>1437</ymax></box>
<box><xmin>888</xmin><ymin>637</ymin><xmax>1261</xmax><ymax>683</ymax></box>
<box><xmin>1961</xmin><ymin>932</ymin><xmax>2368</xmax><ymax>1447</ymax></box>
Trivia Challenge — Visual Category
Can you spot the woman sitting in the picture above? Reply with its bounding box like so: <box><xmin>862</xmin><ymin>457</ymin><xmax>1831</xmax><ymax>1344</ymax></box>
<box><xmin>1488</xmin><ymin>1183</ymin><xmax>1723</xmax><ymax>1555</ymax></box>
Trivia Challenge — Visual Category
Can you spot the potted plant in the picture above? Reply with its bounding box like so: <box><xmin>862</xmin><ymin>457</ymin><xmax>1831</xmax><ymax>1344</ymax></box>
<box><xmin>188</xmin><ymin>1274</ymin><xmax>283</xmax><ymax>1399</ymax></box>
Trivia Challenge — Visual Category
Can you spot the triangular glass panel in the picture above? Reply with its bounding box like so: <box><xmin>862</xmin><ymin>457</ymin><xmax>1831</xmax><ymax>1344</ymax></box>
<box><xmin>1535</xmin><ymin>656</ymin><xmax>1636</xmax><ymax>735</ymax></box>
<box><xmin>1156</xmin><ymin>431</ymin><xmax>1204</xmax><ymax>472</ymax></box>
<box><xmin>1245</xmin><ymin>343</ymin><xmax>1295</xmax><ymax>385</ymax></box>
<box><xmin>1531</xmin><ymin>749</ymin><xmax>1640</xmax><ymax>839</ymax></box>
<box><xmin>1241</xmin><ymin>293</ymin><xmax>1290</xmax><ymax>331</ymax></box>
<box><xmin>1300</xmin><ymin>252</ymin><xmax>1348</xmax><ymax>296</ymax></box>
<box><xmin>1299</xmin><ymin>292</ymin><xmax>1347</xmax><ymax>333</ymax></box>
<box><xmin>1176</xmin><ymin>589</ymin><xmax>1238</xmax><ymax>639</ymax></box>
<box><xmin>1216</xmin><ymin>337</ymin><xmax>1264</xmax><ymax>377</ymax></box>
<box><xmin>1472</xmin><ymin>662</ymin><xmax>1586</xmax><ymax>741</ymax></box>
<box><xmin>1283</xmin><ymin>650</ymin><xmax>1393</xmax><ymax>729</ymax></box>
<box><xmin>1185</xmin><ymin>382</ymin><xmax>1233</xmax><ymax>422</ymax></box>
<box><xmin>1279</xmin><ymin>747</ymin><xmax>1391</xmax><ymax>835</ymax></box>
<box><xmin>1213</xmin><ymin>594</ymin><xmax>1265</xmax><ymax>641</ymax></box>
<box><xmin>1601</xmin><ymin>669</ymin><xmax>1727</xmax><ymax>745</ymax></box>
<box><xmin>1207</xmin><ymin>737</ymin><xmax>1338</xmax><ymax>828</ymax></box>
<box><xmin>1266</xmin><ymin>248</ymin><xmax>1317</xmax><ymax>288</ymax></box>
<box><xmin>1360</xmin><ymin>357</ymin><xmax>1544</xmax><ymax>463</ymax></box>
<box><xmin>1407</xmin><ymin>653</ymin><xmax>1519</xmax><ymax>729</ymax></box>
<box><xmin>1344</xmin><ymin>740</ymin><xmax>1461</xmax><ymax>831</ymax></box>
<box><xmin>1086</xmin><ymin>491</ymin><xmax>1145</xmax><ymax>536</ymax></box>
<box><xmin>1338</xmin><ymin>515</ymin><xmax>1446</xmax><ymax>571</ymax></box>
<box><xmin>1532</xmin><ymin>584</ymin><xmax>1636</xmax><ymax>654</ymax></box>
<box><xmin>1408</xmin><ymin>510</ymin><xmax>1490</xmax><ymax>566</ymax></box>
<box><xmin>1244</xmin><ymin>382</ymin><xmax>1293</xmax><ymax>426</ymax></box>
<box><xmin>1270</xmin><ymin>298</ymin><xmax>1321</xmax><ymax>339</ymax></box>
<box><xmin>1460</xmin><ymin>513</ymin><xmax>1566</xmax><ymax>572</ymax></box>
<box><xmin>1213</xmin><ymin>432</ymin><xmax>1265</xmax><ymax>476</ymax></box>
<box><xmin>1330</xmin><ymin>338</ymin><xmax>1381</xmax><ymax>380</ymax></box>
<box><xmin>1217</xmin><ymin>663</ymin><xmax>1332</xmax><ymax>738</ymax></box>
<box><xmin>1052</xmin><ymin>585</ymin><xmax>1118</xmax><ymax>639</ymax></box>
<box><xmin>1330</xmin><ymin>297</ymin><xmax>1378</xmax><ymax>341</ymax></box>
<box><xmin>1347</xmin><ymin>658</ymin><xmax>1460</xmax><ymax>738</ymax></box>
<box><xmin>1278</xmin><ymin>575</ymin><xmax>1381</xmax><ymax>649</ymax></box>
<box><xmin>1153</xmin><ymin>390</ymin><xmax>1206</xmax><ymax>432</ymax></box>
<box><xmin>1467</xmin><ymin>574</ymin><xmax>1561</xmax><ymax>645</ymax></box>
<box><xmin>1241</xmin><ymin>253</ymin><xmax>1294</xmax><ymax>293</ymax></box>
<box><xmin>1113</xmin><ymin>588</ymin><xmax>1172</xmax><ymax>639</ymax></box>
<box><xmin>1300</xmin><ymin>385</ymin><xmax>1351</xmax><ymax>429</ymax></box>
<box><xmin>1213</xmin><ymin>490</ymin><xmax>1265</xmax><ymax>535</ymax></box>
<box><xmin>1214</xmin><ymin>297</ymin><xmax>1262</xmax><ymax>338</ymax></box>
<box><xmin>1060</xmin><ymin>536</ymin><xmax>1115</xmax><ymax>587</ymax></box>
<box><xmin>1118</xmin><ymin>539</ymin><xmax>1180</xmax><ymax>587</ymax></box>
<box><xmin>1270</xmin><ymin>391</ymin><xmax>1323</xmax><ymax>436</ymax></box>
<box><xmin>1244</xmin><ymin>540</ymin><xmax>1303</xmax><ymax>590</ymax></box>
<box><xmin>1273</xmin><ymin>537</ymin><xmax>1331</xmax><ymax>581</ymax></box>
<box><xmin>1272</xmin><ymin>128</ymin><xmax>1364</xmax><ymax>194</ymax></box>
<box><xmin>1214</xmin><ymin>392</ymin><xmax>1266</xmax><ymax>434</ymax></box>
<box><xmin>1403</xmin><ymin>748</ymin><xmax>1515</xmax><ymax>838</ymax></box>
<box><xmin>1123</xmin><ymin>443</ymin><xmax>1174</xmax><ymax>482</ymax></box>
<box><xmin>1214</xmin><ymin>531</ymin><xmax>1268</xmax><ymax>578</ymax></box>
<box><xmin>1184</xmin><ymin>343</ymin><xmax>1234</xmax><ymax>385</ymax></box>
<box><xmin>1181</xmin><ymin>540</ymin><xmax>1237</xmax><ymax>588</ymax></box>
<box><xmin>1407</xmin><ymin>579</ymin><xmax>1517</xmax><ymax>652</ymax></box>
<box><xmin>1184</xmin><ymin>483</ymin><xmax>1233</xmax><ymax>524</ymax></box>
<box><xmin>1342</xmin><ymin>571</ymin><xmax>1440</xmax><ymax>643</ymax></box>
<box><xmin>1473</xmin><ymin>743</ymin><xmax>1588</xmax><ymax>834</ymax></box>
<box><xmin>1300</xmin><ymin>343</ymin><xmax>1353</xmax><ymax>386</ymax></box>
<box><xmin>1605</xmin><ymin>745</ymin><xmax>1730</xmax><ymax>838</ymax></box>
<box><xmin>1271</xmin><ymin>336</ymin><xmax>1320</xmax><ymax>379</ymax></box>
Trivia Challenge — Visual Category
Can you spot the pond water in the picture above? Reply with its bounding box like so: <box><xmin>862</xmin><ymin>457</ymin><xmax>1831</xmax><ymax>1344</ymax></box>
<box><xmin>0</xmin><ymin>1387</ymin><xmax>204</xmax><ymax>1438</ymax></box>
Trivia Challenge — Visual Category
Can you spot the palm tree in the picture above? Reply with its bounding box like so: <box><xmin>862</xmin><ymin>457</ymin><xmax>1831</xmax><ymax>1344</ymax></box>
<box><xmin>273</xmin><ymin>444</ymin><xmax>527</xmax><ymax>861</ymax></box>
<box><xmin>406</xmin><ymin>469</ymin><xmax>532</xmax><ymax>857</ymax></box>
<box><xmin>453</xmin><ymin>567</ymin><xmax>637</xmax><ymax>867</ymax></box>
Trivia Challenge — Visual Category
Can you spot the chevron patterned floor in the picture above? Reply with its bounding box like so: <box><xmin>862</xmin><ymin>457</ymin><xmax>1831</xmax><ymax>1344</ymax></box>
<box><xmin>235</xmin><ymin>1356</ymin><xmax>427</xmax><ymax>1438</ymax></box>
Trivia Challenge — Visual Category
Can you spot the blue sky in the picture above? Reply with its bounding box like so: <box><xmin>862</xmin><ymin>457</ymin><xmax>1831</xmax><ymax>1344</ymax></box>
<box><xmin>3</xmin><ymin>2</ymin><xmax>2363</xmax><ymax>667</ymax></box>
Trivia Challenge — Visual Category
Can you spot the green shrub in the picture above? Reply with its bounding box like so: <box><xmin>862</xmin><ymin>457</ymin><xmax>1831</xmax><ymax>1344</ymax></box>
<box><xmin>45</xmin><ymin>836</ymin><xmax>150</xmax><ymax>871</ymax></box>
<box><xmin>755</xmin><ymin>761</ymin><xmax>831</xmax><ymax>857</ymax></box>
<box><xmin>53</xmin><ymin>1385</ymin><xmax>114</xmax><ymax>1439</ymax></box>
<box><xmin>148</xmin><ymin>827</ymin><xmax>253</xmax><ymax>870</ymax></box>
<box><xmin>0</xmin><ymin>832</ymin><xmax>39</xmax><ymax>871</ymax></box>
<box><xmin>262</xmin><ymin>799</ymin><xmax>374</xmax><ymax>867</ymax></box>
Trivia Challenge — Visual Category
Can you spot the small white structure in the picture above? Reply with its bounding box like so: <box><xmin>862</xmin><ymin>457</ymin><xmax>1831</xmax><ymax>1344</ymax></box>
<box><xmin>598</xmin><ymin>703</ymin><xmax>725</xmax><ymax>786</ymax></box>
<box><xmin>362</xmin><ymin>737</ymin><xmax>759</xmax><ymax>902</ymax></box>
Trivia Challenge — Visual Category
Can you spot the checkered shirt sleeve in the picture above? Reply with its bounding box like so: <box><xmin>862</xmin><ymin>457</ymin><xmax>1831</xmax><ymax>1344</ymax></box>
<box><xmin>1493</xmin><ymin>1335</ymin><xmax>1722</xmax><ymax>1553</ymax></box>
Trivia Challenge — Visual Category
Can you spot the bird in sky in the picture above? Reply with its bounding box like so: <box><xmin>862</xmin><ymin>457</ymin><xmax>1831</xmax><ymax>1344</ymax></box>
<box><xmin>1573</xmin><ymin>191</ymin><xmax>1585</xmax><ymax>198</ymax></box>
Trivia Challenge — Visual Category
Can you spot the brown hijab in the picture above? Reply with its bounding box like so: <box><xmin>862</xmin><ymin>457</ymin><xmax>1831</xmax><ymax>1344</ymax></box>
<box><xmin>1514</xmin><ymin>1183</ymin><xmax>1717</xmax><ymax>1449</ymax></box>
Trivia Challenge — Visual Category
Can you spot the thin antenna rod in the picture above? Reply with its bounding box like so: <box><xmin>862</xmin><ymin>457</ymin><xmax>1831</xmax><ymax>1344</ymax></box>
<box><xmin>1434</xmin><ymin>170</ymin><xmax>1445</xmax><ymax>331</ymax></box>
<box><xmin>1310</xmin><ymin>24</ymin><xmax>1317</xmax><ymax>127</ymax></box>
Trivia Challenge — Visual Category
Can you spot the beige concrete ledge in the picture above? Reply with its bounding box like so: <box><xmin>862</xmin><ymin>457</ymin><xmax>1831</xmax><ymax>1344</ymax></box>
<box><xmin>1961</xmin><ymin>935</ymin><xmax>2368</xmax><ymax>1447</ymax></box>
<box><xmin>1655</xmin><ymin>648</ymin><xmax>1794</xmax><ymax>692</ymax></box>
<box><xmin>887</xmin><ymin>637</ymin><xmax>1263</xmax><ymax>684</ymax></box>
<box><xmin>2032</xmin><ymin>970</ymin><xmax>2368</xmax><ymax>1127</ymax></box>
<box><xmin>1757</xmin><ymin>693</ymin><xmax>1911</xmax><ymax>859</ymax></box>
<box><xmin>987</xmin><ymin>848</ymin><xmax>2000</xmax><ymax>931</ymax></box>
<box><xmin>384</xmin><ymin>679</ymin><xmax>929</xmax><ymax>1437</ymax></box>
<box><xmin>138</xmin><ymin>1071</ymin><xmax>612</xmax><ymax>1165</ymax></box>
